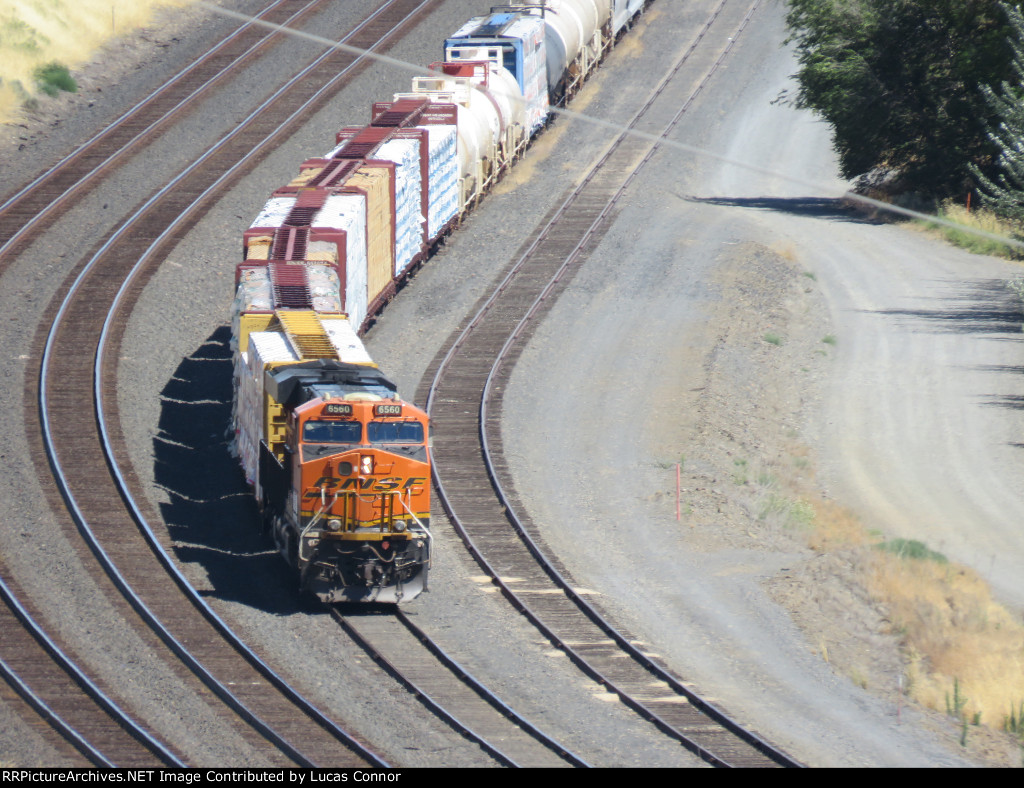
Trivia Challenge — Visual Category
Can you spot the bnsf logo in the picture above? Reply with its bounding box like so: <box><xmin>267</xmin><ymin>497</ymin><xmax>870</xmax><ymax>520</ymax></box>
<box><xmin>304</xmin><ymin>476</ymin><xmax>427</xmax><ymax>497</ymax></box>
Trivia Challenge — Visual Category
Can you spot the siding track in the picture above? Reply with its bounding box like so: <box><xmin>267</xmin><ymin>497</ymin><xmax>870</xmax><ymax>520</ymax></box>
<box><xmin>0</xmin><ymin>0</ymin><xmax>334</xmax><ymax>273</ymax></box>
<box><xmin>421</xmin><ymin>0</ymin><xmax>801</xmax><ymax>769</ymax></box>
<box><xmin>0</xmin><ymin>573</ymin><xmax>183</xmax><ymax>767</ymax></box>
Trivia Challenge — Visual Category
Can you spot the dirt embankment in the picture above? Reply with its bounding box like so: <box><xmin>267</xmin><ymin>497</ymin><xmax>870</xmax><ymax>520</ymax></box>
<box><xmin>696</xmin><ymin>242</ymin><xmax>1024</xmax><ymax>766</ymax></box>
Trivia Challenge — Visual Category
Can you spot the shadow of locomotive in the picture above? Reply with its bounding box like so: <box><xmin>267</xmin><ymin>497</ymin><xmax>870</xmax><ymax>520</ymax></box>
<box><xmin>153</xmin><ymin>326</ymin><xmax>315</xmax><ymax>615</ymax></box>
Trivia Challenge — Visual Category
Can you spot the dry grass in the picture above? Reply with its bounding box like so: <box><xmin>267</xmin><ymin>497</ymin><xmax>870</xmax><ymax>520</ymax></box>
<box><xmin>807</xmin><ymin>496</ymin><xmax>1024</xmax><ymax>736</ymax></box>
<box><xmin>804</xmin><ymin>498</ymin><xmax>868</xmax><ymax>553</ymax></box>
<box><xmin>869</xmin><ymin>549</ymin><xmax>1024</xmax><ymax>730</ymax></box>
<box><xmin>0</xmin><ymin>0</ymin><xmax>190</xmax><ymax>122</ymax></box>
<box><xmin>775</xmin><ymin>436</ymin><xmax>1024</xmax><ymax>738</ymax></box>
<box><xmin>920</xmin><ymin>201</ymin><xmax>1024</xmax><ymax>260</ymax></box>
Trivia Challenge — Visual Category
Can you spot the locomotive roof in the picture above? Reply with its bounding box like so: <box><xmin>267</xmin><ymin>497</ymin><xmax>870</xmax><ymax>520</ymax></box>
<box><xmin>266</xmin><ymin>360</ymin><xmax>398</xmax><ymax>410</ymax></box>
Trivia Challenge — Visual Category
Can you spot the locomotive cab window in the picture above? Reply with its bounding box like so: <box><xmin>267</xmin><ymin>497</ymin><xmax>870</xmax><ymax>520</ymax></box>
<box><xmin>367</xmin><ymin>421</ymin><xmax>424</xmax><ymax>444</ymax></box>
<box><xmin>303</xmin><ymin>420</ymin><xmax>362</xmax><ymax>444</ymax></box>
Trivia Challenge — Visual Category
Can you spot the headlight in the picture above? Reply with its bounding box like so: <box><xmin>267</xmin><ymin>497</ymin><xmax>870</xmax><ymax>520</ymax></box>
<box><xmin>360</xmin><ymin>455</ymin><xmax>374</xmax><ymax>474</ymax></box>
<box><xmin>394</xmin><ymin>520</ymin><xmax>406</xmax><ymax>533</ymax></box>
<box><xmin>327</xmin><ymin>518</ymin><xmax>342</xmax><ymax>532</ymax></box>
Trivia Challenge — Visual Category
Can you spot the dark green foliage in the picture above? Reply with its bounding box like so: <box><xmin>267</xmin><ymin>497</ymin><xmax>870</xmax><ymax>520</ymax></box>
<box><xmin>784</xmin><ymin>0</ymin><xmax>1014</xmax><ymax>197</ymax></box>
<box><xmin>973</xmin><ymin>4</ymin><xmax>1024</xmax><ymax>221</ymax></box>
<box><xmin>33</xmin><ymin>61</ymin><xmax>76</xmax><ymax>97</ymax></box>
<box><xmin>876</xmin><ymin>538</ymin><xmax>949</xmax><ymax>563</ymax></box>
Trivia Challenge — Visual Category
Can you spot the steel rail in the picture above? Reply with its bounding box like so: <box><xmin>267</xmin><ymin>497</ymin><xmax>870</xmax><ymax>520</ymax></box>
<box><xmin>0</xmin><ymin>657</ymin><xmax>107</xmax><ymax>768</ymax></box>
<box><xmin>392</xmin><ymin>609</ymin><xmax>591</xmax><ymax>767</ymax></box>
<box><xmin>0</xmin><ymin>574</ymin><xmax>184</xmax><ymax>767</ymax></box>
<box><xmin>331</xmin><ymin>609</ymin><xmax>523</xmax><ymax>768</ymax></box>
<box><xmin>36</xmin><ymin>0</ymin><xmax>438</xmax><ymax>765</ymax></box>
<box><xmin>0</xmin><ymin>0</ymin><xmax>333</xmax><ymax>269</ymax></box>
<box><xmin>425</xmin><ymin>0</ymin><xmax>800</xmax><ymax>769</ymax></box>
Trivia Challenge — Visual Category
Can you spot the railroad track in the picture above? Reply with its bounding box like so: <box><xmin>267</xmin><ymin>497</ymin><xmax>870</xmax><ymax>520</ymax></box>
<box><xmin>0</xmin><ymin>572</ymin><xmax>183</xmax><ymax>767</ymax></box>
<box><xmin>19</xmin><ymin>0</ymin><xmax>442</xmax><ymax>764</ymax></box>
<box><xmin>332</xmin><ymin>606</ymin><xmax>589</xmax><ymax>768</ymax></box>
<box><xmin>421</xmin><ymin>0</ymin><xmax>801</xmax><ymax>769</ymax></box>
<box><xmin>0</xmin><ymin>0</ymin><xmax>334</xmax><ymax>273</ymax></box>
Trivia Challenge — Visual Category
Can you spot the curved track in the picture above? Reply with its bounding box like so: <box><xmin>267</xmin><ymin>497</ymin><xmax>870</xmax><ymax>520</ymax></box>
<box><xmin>421</xmin><ymin>0</ymin><xmax>799</xmax><ymax>769</ymax></box>
<box><xmin>0</xmin><ymin>0</ymin><xmax>333</xmax><ymax>273</ymax></box>
<box><xmin>0</xmin><ymin>574</ymin><xmax>182</xmax><ymax>767</ymax></box>
<box><xmin>21</xmin><ymin>0</ymin><xmax>440</xmax><ymax>763</ymax></box>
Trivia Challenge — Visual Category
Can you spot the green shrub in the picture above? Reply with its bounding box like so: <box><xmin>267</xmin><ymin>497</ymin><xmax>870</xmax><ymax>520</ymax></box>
<box><xmin>33</xmin><ymin>61</ymin><xmax>76</xmax><ymax>97</ymax></box>
<box><xmin>876</xmin><ymin>538</ymin><xmax>948</xmax><ymax>564</ymax></box>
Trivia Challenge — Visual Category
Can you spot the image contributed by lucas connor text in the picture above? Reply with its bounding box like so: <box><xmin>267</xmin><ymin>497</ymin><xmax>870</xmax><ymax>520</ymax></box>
<box><xmin>0</xmin><ymin>772</ymin><xmax>404</xmax><ymax>783</ymax></box>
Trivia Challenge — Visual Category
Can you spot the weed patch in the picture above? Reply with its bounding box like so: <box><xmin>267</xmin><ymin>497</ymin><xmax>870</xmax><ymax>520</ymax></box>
<box><xmin>920</xmin><ymin>201</ymin><xmax>1023</xmax><ymax>259</ymax></box>
<box><xmin>870</xmin><ymin>544</ymin><xmax>1024</xmax><ymax>732</ymax></box>
<box><xmin>787</xmin><ymin>497</ymin><xmax>1024</xmax><ymax>742</ymax></box>
<box><xmin>0</xmin><ymin>1</ymin><xmax>191</xmax><ymax>120</ymax></box>
<box><xmin>876</xmin><ymin>538</ymin><xmax>948</xmax><ymax>564</ymax></box>
<box><xmin>33</xmin><ymin>61</ymin><xmax>76</xmax><ymax>96</ymax></box>
<box><xmin>758</xmin><ymin>493</ymin><xmax>814</xmax><ymax>528</ymax></box>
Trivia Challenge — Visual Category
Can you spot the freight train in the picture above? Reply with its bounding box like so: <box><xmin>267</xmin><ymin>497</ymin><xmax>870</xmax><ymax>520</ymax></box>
<box><xmin>231</xmin><ymin>1</ymin><xmax>649</xmax><ymax>603</ymax></box>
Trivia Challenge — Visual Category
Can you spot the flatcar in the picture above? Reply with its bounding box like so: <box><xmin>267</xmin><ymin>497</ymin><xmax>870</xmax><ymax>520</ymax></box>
<box><xmin>230</xmin><ymin>1</ymin><xmax>650</xmax><ymax>603</ymax></box>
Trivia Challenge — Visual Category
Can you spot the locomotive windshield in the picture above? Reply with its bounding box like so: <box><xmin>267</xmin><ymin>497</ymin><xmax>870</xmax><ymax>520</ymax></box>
<box><xmin>367</xmin><ymin>421</ymin><xmax>424</xmax><ymax>444</ymax></box>
<box><xmin>303</xmin><ymin>420</ymin><xmax>362</xmax><ymax>443</ymax></box>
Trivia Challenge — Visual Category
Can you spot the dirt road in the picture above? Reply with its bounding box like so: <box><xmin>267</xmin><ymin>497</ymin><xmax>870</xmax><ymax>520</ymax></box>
<box><xmin>500</xmin><ymin>0</ymin><xmax>1024</xmax><ymax>767</ymax></box>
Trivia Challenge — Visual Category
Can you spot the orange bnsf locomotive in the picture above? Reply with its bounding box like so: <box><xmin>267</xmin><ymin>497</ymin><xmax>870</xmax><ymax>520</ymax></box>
<box><xmin>233</xmin><ymin>311</ymin><xmax>430</xmax><ymax>604</ymax></box>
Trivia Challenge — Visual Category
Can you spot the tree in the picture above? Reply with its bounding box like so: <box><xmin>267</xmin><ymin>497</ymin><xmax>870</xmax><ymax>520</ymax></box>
<box><xmin>973</xmin><ymin>3</ymin><xmax>1024</xmax><ymax>221</ymax></box>
<box><xmin>784</xmin><ymin>0</ymin><xmax>1014</xmax><ymax>197</ymax></box>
